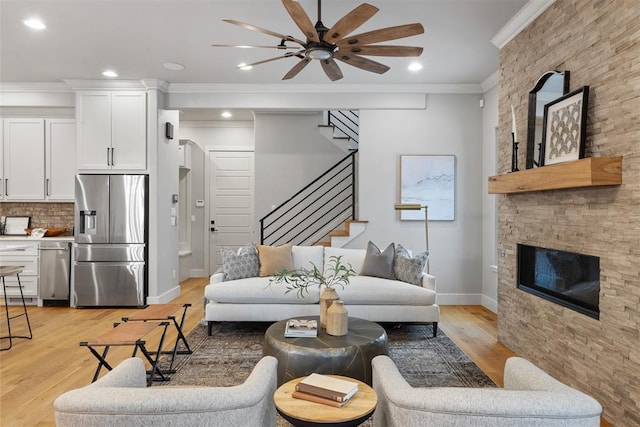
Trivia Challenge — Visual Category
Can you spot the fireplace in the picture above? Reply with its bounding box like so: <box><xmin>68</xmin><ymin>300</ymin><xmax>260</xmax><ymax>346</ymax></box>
<box><xmin>517</xmin><ymin>244</ymin><xmax>600</xmax><ymax>319</ymax></box>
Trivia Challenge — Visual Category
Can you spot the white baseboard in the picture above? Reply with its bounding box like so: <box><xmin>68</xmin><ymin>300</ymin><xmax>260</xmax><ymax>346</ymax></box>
<box><xmin>190</xmin><ymin>269</ymin><xmax>208</xmax><ymax>278</ymax></box>
<box><xmin>146</xmin><ymin>285</ymin><xmax>181</xmax><ymax>304</ymax></box>
<box><xmin>436</xmin><ymin>293</ymin><xmax>483</xmax><ymax>305</ymax></box>
<box><xmin>481</xmin><ymin>295</ymin><xmax>498</xmax><ymax>313</ymax></box>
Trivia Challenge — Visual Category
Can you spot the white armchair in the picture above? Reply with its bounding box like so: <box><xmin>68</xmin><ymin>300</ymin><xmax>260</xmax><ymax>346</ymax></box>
<box><xmin>54</xmin><ymin>356</ymin><xmax>278</xmax><ymax>427</ymax></box>
<box><xmin>372</xmin><ymin>355</ymin><xmax>602</xmax><ymax>426</ymax></box>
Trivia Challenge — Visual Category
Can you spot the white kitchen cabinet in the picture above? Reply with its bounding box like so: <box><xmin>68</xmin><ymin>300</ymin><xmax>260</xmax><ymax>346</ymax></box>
<box><xmin>2</xmin><ymin>118</ymin><xmax>46</xmax><ymax>200</ymax></box>
<box><xmin>0</xmin><ymin>241</ymin><xmax>39</xmax><ymax>305</ymax></box>
<box><xmin>76</xmin><ymin>91</ymin><xmax>147</xmax><ymax>171</ymax></box>
<box><xmin>0</xmin><ymin>118</ymin><xmax>76</xmax><ymax>202</ymax></box>
<box><xmin>46</xmin><ymin>119</ymin><xmax>76</xmax><ymax>200</ymax></box>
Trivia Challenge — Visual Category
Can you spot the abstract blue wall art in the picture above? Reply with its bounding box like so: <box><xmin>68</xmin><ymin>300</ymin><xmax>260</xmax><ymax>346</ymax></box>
<box><xmin>400</xmin><ymin>155</ymin><xmax>455</xmax><ymax>221</ymax></box>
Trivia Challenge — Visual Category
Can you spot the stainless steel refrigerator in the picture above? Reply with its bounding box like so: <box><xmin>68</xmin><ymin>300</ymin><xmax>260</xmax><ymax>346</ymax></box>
<box><xmin>74</xmin><ymin>174</ymin><xmax>148</xmax><ymax>307</ymax></box>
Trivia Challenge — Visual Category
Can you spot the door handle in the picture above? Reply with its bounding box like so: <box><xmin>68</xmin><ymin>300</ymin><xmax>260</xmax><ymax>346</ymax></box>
<box><xmin>210</xmin><ymin>228</ymin><xmax>217</xmax><ymax>232</ymax></box>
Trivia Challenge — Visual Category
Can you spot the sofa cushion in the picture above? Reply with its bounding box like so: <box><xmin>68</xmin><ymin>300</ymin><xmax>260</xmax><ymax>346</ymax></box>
<box><xmin>206</xmin><ymin>277</ymin><xmax>320</xmax><ymax>304</ymax></box>
<box><xmin>257</xmin><ymin>244</ymin><xmax>293</xmax><ymax>276</ymax></box>
<box><xmin>394</xmin><ymin>244</ymin><xmax>428</xmax><ymax>286</ymax></box>
<box><xmin>360</xmin><ymin>241</ymin><xmax>396</xmax><ymax>280</ymax></box>
<box><xmin>292</xmin><ymin>245</ymin><xmax>324</xmax><ymax>271</ymax></box>
<box><xmin>337</xmin><ymin>276</ymin><xmax>436</xmax><ymax>305</ymax></box>
<box><xmin>324</xmin><ymin>247</ymin><xmax>366</xmax><ymax>275</ymax></box>
<box><xmin>221</xmin><ymin>245</ymin><xmax>260</xmax><ymax>281</ymax></box>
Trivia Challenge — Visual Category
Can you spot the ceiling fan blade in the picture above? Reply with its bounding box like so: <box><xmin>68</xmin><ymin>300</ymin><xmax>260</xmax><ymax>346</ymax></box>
<box><xmin>335</xmin><ymin>54</ymin><xmax>390</xmax><ymax>74</ymax></box>
<box><xmin>222</xmin><ymin>18</ymin><xmax>305</xmax><ymax>46</ymax></box>
<box><xmin>336</xmin><ymin>23</ymin><xmax>424</xmax><ymax>47</ymax></box>
<box><xmin>281</xmin><ymin>0</ymin><xmax>320</xmax><ymax>43</ymax></box>
<box><xmin>241</xmin><ymin>51</ymin><xmax>300</xmax><ymax>68</ymax></box>
<box><xmin>320</xmin><ymin>58</ymin><xmax>343</xmax><ymax>81</ymax></box>
<box><xmin>341</xmin><ymin>45</ymin><xmax>423</xmax><ymax>57</ymax></box>
<box><xmin>282</xmin><ymin>57</ymin><xmax>312</xmax><ymax>80</ymax></box>
<box><xmin>325</xmin><ymin>3</ymin><xmax>379</xmax><ymax>43</ymax></box>
<box><xmin>211</xmin><ymin>44</ymin><xmax>300</xmax><ymax>50</ymax></box>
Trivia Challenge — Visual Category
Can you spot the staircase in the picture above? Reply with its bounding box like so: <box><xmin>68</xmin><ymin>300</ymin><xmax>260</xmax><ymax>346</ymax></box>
<box><xmin>259</xmin><ymin>110</ymin><xmax>365</xmax><ymax>248</ymax></box>
<box><xmin>318</xmin><ymin>110</ymin><xmax>359</xmax><ymax>152</ymax></box>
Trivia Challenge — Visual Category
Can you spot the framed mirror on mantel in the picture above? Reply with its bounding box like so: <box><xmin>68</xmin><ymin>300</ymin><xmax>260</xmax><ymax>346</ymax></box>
<box><xmin>526</xmin><ymin>70</ymin><xmax>570</xmax><ymax>169</ymax></box>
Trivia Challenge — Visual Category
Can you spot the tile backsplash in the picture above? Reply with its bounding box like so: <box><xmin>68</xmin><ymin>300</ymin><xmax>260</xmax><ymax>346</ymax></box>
<box><xmin>0</xmin><ymin>202</ymin><xmax>74</xmax><ymax>234</ymax></box>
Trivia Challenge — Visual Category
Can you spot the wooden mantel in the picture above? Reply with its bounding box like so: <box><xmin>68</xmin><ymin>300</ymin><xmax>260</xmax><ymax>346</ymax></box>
<box><xmin>488</xmin><ymin>157</ymin><xmax>622</xmax><ymax>194</ymax></box>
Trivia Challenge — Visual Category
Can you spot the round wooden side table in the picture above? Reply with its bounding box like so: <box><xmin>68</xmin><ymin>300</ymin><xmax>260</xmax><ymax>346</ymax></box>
<box><xmin>274</xmin><ymin>375</ymin><xmax>377</xmax><ymax>427</ymax></box>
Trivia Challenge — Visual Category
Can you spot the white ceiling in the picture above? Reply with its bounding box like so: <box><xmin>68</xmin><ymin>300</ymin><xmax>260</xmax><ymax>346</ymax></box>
<box><xmin>0</xmin><ymin>0</ymin><xmax>527</xmax><ymax>86</ymax></box>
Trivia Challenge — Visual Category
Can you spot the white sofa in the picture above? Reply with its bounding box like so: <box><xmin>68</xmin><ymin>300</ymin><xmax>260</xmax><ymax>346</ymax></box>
<box><xmin>371</xmin><ymin>355</ymin><xmax>603</xmax><ymax>426</ymax></box>
<box><xmin>54</xmin><ymin>356</ymin><xmax>278</xmax><ymax>427</ymax></box>
<box><xmin>205</xmin><ymin>245</ymin><xmax>439</xmax><ymax>336</ymax></box>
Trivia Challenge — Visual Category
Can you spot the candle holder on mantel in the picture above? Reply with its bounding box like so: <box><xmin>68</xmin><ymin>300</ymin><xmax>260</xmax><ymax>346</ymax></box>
<box><xmin>511</xmin><ymin>132</ymin><xmax>519</xmax><ymax>172</ymax></box>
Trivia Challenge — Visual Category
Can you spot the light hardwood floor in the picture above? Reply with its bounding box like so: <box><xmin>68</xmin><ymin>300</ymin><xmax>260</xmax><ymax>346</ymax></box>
<box><xmin>0</xmin><ymin>278</ymin><xmax>610</xmax><ymax>426</ymax></box>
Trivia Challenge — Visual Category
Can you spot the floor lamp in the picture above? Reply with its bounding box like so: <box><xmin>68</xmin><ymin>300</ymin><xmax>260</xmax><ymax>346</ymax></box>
<box><xmin>394</xmin><ymin>203</ymin><xmax>429</xmax><ymax>273</ymax></box>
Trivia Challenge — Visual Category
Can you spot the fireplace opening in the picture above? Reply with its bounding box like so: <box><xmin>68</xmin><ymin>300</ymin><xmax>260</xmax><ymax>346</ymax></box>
<box><xmin>517</xmin><ymin>244</ymin><xmax>600</xmax><ymax>319</ymax></box>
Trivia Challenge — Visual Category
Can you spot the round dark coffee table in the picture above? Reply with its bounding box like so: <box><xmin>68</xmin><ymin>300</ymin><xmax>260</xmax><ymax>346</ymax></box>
<box><xmin>263</xmin><ymin>316</ymin><xmax>388</xmax><ymax>386</ymax></box>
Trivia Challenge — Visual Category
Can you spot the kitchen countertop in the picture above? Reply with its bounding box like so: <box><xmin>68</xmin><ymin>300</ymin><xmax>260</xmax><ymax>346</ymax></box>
<box><xmin>0</xmin><ymin>236</ymin><xmax>74</xmax><ymax>242</ymax></box>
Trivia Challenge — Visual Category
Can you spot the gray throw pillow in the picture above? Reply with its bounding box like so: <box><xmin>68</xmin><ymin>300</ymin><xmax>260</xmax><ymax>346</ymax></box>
<box><xmin>221</xmin><ymin>245</ymin><xmax>260</xmax><ymax>281</ymax></box>
<box><xmin>394</xmin><ymin>244</ymin><xmax>428</xmax><ymax>286</ymax></box>
<box><xmin>360</xmin><ymin>241</ymin><xmax>396</xmax><ymax>280</ymax></box>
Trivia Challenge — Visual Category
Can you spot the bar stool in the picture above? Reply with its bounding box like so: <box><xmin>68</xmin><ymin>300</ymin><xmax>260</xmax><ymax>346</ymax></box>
<box><xmin>0</xmin><ymin>266</ymin><xmax>33</xmax><ymax>351</ymax></box>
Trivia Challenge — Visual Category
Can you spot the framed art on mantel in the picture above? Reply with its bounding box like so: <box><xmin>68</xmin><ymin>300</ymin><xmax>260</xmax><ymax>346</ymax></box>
<box><xmin>399</xmin><ymin>155</ymin><xmax>455</xmax><ymax>221</ymax></box>
<box><xmin>541</xmin><ymin>86</ymin><xmax>589</xmax><ymax>166</ymax></box>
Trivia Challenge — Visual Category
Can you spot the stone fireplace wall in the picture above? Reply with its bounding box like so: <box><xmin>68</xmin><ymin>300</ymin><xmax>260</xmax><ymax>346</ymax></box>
<box><xmin>496</xmin><ymin>1</ymin><xmax>639</xmax><ymax>425</ymax></box>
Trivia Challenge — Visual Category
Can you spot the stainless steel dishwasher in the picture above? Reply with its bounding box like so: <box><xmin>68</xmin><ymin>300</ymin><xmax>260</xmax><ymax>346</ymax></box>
<box><xmin>39</xmin><ymin>241</ymin><xmax>71</xmax><ymax>306</ymax></box>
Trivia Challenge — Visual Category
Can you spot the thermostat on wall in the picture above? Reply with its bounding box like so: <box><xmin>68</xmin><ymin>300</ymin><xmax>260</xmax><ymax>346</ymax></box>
<box><xmin>195</xmin><ymin>200</ymin><xmax>205</xmax><ymax>207</ymax></box>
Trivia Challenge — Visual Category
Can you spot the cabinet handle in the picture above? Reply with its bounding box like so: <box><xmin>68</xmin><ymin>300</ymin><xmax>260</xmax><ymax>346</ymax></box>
<box><xmin>106</xmin><ymin>147</ymin><xmax>111</xmax><ymax>166</ymax></box>
<box><xmin>46</xmin><ymin>178</ymin><xmax>50</xmax><ymax>196</ymax></box>
<box><xmin>5</xmin><ymin>179</ymin><xmax>8</xmax><ymax>196</ymax></box>
<box><xmin>111</xmin><ymin>147</ymin><xmax>115</xmax><ymax>166</ymax></box>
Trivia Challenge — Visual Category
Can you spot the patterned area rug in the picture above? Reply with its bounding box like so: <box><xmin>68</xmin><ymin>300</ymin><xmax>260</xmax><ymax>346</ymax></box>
<box><xmin>162</xmin><ymin>322</ymin><xmax>495</xmax><ymax>388</ymax></box>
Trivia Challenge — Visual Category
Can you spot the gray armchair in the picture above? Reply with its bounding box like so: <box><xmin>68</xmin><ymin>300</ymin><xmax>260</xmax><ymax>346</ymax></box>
<box><xmin>54</xmin><ymin>356</ymin><xmax>278</xmax><ymax>427</ymax></box>
<box><xmin>372</xmin><ymin>355</ymin><xmax>602</xmax><ymax>426</ymax></box>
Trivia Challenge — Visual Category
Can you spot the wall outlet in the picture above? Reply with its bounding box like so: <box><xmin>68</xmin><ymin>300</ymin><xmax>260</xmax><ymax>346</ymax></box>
<box><xmin>172</xmin><ymin>269</ymin><xmax>176</xmax><ymax>279</ymax></box>
<box><xmin>191</xmin><ymin>215</ymin><xmax>196</xmax><ymax>222</ymax></box>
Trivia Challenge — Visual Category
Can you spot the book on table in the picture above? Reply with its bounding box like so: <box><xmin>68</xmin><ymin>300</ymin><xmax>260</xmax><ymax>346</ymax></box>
<box><xmin>295</xmin><ymin>373</ymin><xmax>359</xmax><ymax>402</ymax></box>
<box><xmin>284</xmin><ymin>319</ymin><xmax>318</xmax><ymax>337</ymax></box>
<box><xmin>291</xmin><ymin>391</ymin><xmax>348</xmax><ymax>408</ymax></box>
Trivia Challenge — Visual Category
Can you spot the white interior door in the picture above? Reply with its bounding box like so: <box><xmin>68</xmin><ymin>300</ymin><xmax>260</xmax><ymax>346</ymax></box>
<box><xmin>207</xmin><ymin>149</ymin><xmax>255</xmax><ymax>275</ymax></box>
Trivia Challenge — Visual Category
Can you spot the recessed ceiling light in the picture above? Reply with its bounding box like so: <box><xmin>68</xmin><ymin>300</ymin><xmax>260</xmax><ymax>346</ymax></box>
<box><xmin>102</xmin><ymin>70</ymin><xmax>118</xmax><ymax>78</ymax></box>
<box><xmin>238</xmin><ymin>63</ymin><xmax>253</xmax><ymax>71</ymax></box>
<box><xmin>23</xmin><ymin>18</ymin><xmax>46</xmax><ymax>30</ymax></box>
<box><xmin>408</xmin><ymin>62</ymin><xmax>423</xmax><ymax>72</ymax></box>
<box><xmin>163</xmin><ymin>62</ymin><xmax>185</xmax><ymax>71</ymax></box>
<box><xmin>221</xmin><ymin>111</ymin><xmax>233</xmax><ymax>119</ymax></box>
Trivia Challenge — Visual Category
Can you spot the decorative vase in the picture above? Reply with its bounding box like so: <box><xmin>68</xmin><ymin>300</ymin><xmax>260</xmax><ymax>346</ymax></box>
<box><xmin>319</xmin><ymin>287</ymin><xmax>339</xmax><ymax>328</ymax></box>
<box><xmin>326</xmin><ymin>300</ymin><xmax>348</xmax><ymax>336</ymax></box>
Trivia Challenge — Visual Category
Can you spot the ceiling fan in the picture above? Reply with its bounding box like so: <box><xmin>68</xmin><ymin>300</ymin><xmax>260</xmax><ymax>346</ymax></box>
<box><xmin>212</xmin><ymin>0</ymin><xmax>424</xmax><ymax>81</ymax></box>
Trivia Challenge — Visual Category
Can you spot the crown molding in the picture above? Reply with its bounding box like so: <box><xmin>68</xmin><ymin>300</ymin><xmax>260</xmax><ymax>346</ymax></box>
<box><xmin>480</xmin><ymin>72</ymin><xmax>498</xmax><ymax>93</ymax></box>
<box><xmin>0</xmin><ymin>82</ymin><xmax>72</xmax><ymax>92</ymax></box>
<box><xmin>62</xmin><ymin>79</ymin><xmax>154</xmax><ymax>90</ymax></box>
<box><xmin>491</xmin><ymin>0</ymin><xmax>556</xmax><ymax>49</ymax></box>
<box><xmin>166</xmin><ymin>83</ymin><xmax>484</xmax><ymax>95</ymax></box>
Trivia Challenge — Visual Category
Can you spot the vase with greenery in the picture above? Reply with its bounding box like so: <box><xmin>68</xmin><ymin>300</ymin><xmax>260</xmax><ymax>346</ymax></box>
<box><xmin>270</xmin><ymin>255</ymin><xmax>355</xmax><ymax>328</ymax></box>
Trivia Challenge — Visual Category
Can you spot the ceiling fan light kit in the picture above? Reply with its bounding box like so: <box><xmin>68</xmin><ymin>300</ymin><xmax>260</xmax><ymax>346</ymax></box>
<box><xmin>213</xmin><ymin>0</ymin><xmax>424</xmax><ymax>81</ymax></box>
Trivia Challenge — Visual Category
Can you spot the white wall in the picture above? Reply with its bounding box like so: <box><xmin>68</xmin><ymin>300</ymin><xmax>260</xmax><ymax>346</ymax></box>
<box><xmin>147</xmin><ymin>106</ymin><xmax>180</xmax><ymax>303</ymax></box>
<box><xmin>253</xmin><ymin>112</ymin><xmax>345</xmax><ymax>221</ymax></box>
<box><xmin>178</xmin><ymin>121</ymin><xmax>254</xmax><ymax>276</ymax></box>
<box><xmin>351</xmin><ymin>95</ymin><xmax>484</xmax><ymax>305</ymax></box>
<box><xmin>481</xmin><ymin>85</ymin><xmax>499</xmax><ymax>312</ymax></box>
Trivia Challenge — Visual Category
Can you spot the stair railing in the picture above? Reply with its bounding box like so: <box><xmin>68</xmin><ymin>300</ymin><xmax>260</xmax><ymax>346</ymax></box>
<box><xmin>327</xmin><ymin>110</ymin><xmax>359</xmax><ymax>146</ymax></box>
<box><xmin>260</xmin><ymin>151</ymin><xmax>357</xmax><ymax>246</ymax></box>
